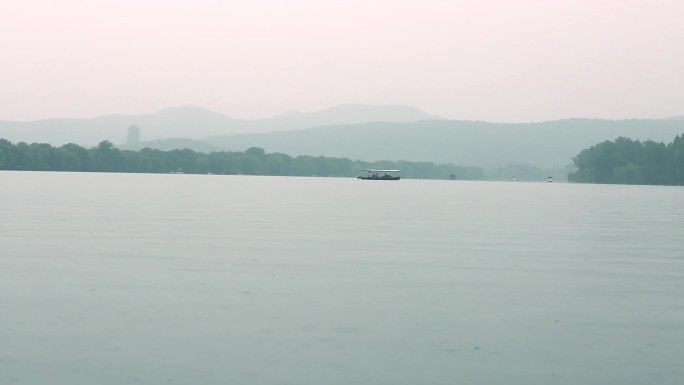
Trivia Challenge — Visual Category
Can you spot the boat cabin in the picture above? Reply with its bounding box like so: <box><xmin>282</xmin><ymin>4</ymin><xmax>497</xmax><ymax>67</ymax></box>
<box><xmin>357</xmin><ymin>169</ymin><xmax>401</xmax><ymax>180</ymax></box>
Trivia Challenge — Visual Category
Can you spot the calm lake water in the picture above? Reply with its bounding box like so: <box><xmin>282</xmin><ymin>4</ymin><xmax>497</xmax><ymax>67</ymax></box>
<box><xmin>1</xmin><ymin>171</ymin><xmax>683</xmax><ymax>385</ymax></box>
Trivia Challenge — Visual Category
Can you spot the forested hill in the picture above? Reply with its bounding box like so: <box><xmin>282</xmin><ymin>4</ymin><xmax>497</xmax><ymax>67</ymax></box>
<box><xmin>569</xmin><ymin>134</ymin><xmax>684</xmax><ymax>185</ymax></box>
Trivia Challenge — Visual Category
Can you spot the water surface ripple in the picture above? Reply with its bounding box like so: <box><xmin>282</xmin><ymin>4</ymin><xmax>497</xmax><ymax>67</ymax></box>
<box><xmin>1</xmin><ymin>172</ymin><xmax>683</xmax><ymax>384</ymax></box>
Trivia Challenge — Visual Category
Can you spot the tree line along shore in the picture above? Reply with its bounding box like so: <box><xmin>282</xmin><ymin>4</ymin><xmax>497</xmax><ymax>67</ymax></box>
<box><xmin>2</xmin><ymin>134</ymin><xmax>684</xmax><ymax>185</ymax></box>
<box><xmin>0</xmin><ymin>139</ymin><xmax>483</xmax><ymax>180</ymax></box>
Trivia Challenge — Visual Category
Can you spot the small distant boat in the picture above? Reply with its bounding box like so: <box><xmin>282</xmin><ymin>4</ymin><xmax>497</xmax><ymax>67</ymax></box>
<box><xmin>357</xmin><ymin>169</ymin><xmax>401</xmax><ymax>180</ymax></box>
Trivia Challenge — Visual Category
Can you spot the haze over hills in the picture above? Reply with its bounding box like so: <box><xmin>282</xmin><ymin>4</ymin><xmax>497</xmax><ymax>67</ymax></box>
<box><xmin>204</xmin><ymin>119</ymin><xmax>684</xmax><ymax>169</ymax></box>
<box><xmin>0</xmin><ymin>106</ymin><xmax>239</xmax><ymax>145</ymax></box>
<box><xmin>0</xmin><ymin>104</ymin><xmax>441</xmax><ymax>145</ymax></box>
<box><xmin>259</xmin><ymin>104</ymin><xmax>443</xmax><ymax>130</ymax></box>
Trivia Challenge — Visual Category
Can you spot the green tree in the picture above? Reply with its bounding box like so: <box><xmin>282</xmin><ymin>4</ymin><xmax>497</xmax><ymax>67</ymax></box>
<box><xmin>569</xmin><ymin>134</ymin><xmax>683</xmax><ymax>185</ymax></box>
<box><xmin>93</xmin><ymin>140</ymin><xmax>125</xmax><ymax>172</ymax></box>
<box><xmin>0</xmin><ymin>138</ymin><xmax>487</xmax><ymax>180</ymax></box>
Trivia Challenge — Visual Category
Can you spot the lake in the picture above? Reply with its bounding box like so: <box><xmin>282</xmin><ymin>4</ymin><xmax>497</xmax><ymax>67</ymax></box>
<box><xmin>1</xmin><ymin>171</ymin><xmax>682</xmax><ymax>385</ymax></box>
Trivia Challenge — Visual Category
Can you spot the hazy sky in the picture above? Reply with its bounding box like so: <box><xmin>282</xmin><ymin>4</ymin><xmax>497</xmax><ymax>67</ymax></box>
<box><xmin>2</xmin><ymin>0</ymin><xmax>683</xmax><ymax>122</ymax></box>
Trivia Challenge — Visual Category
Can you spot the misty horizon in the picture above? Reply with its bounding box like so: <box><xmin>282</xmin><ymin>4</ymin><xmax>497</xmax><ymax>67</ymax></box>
<box><xmin>1</xmin><ymin>103</ymin><xmax>683</xmax><ymax>124</ymax></box>
<box><xmin>2</xmin><ymin>0</ymin><xmax>683</xmax><ymax>123</ymax></box>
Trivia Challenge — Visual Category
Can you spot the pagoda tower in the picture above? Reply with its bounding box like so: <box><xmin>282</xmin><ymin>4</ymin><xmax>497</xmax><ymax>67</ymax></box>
<box><xmin>127</xmin><ymin>124</ymin><xmax>140</xmax><ymax>145</ymax></box>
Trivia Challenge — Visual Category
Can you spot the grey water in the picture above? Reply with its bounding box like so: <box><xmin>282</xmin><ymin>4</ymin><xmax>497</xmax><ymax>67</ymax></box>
<box><xmin>1</xmin><ymin>171</ymin><xmax>683</xmax><ymax>385</ymax></box>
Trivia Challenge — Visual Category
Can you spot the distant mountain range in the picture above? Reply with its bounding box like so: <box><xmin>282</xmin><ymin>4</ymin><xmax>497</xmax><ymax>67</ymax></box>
<box><xmin>0</xmin><ymin>104</ymin><xmax>441</xmax><ymax>145</ymax></box>
<box><xmin>2</xmin><ymin>105</ymin><xmax>684</xmax><ymax>170</ymax></box>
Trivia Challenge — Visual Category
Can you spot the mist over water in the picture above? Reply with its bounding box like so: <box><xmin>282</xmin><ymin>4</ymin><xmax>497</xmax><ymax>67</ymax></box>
<box><xmin>1</xmin><ymin>172</ymin><xmax>683</xmax><ymax>384</ymax></box>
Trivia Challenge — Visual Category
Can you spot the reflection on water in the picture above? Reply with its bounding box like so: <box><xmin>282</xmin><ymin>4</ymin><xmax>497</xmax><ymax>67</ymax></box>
<box><xmin>1</xmin><ymin>172</ymin><xmax>683</xmax><ymax>384</ymax></box>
